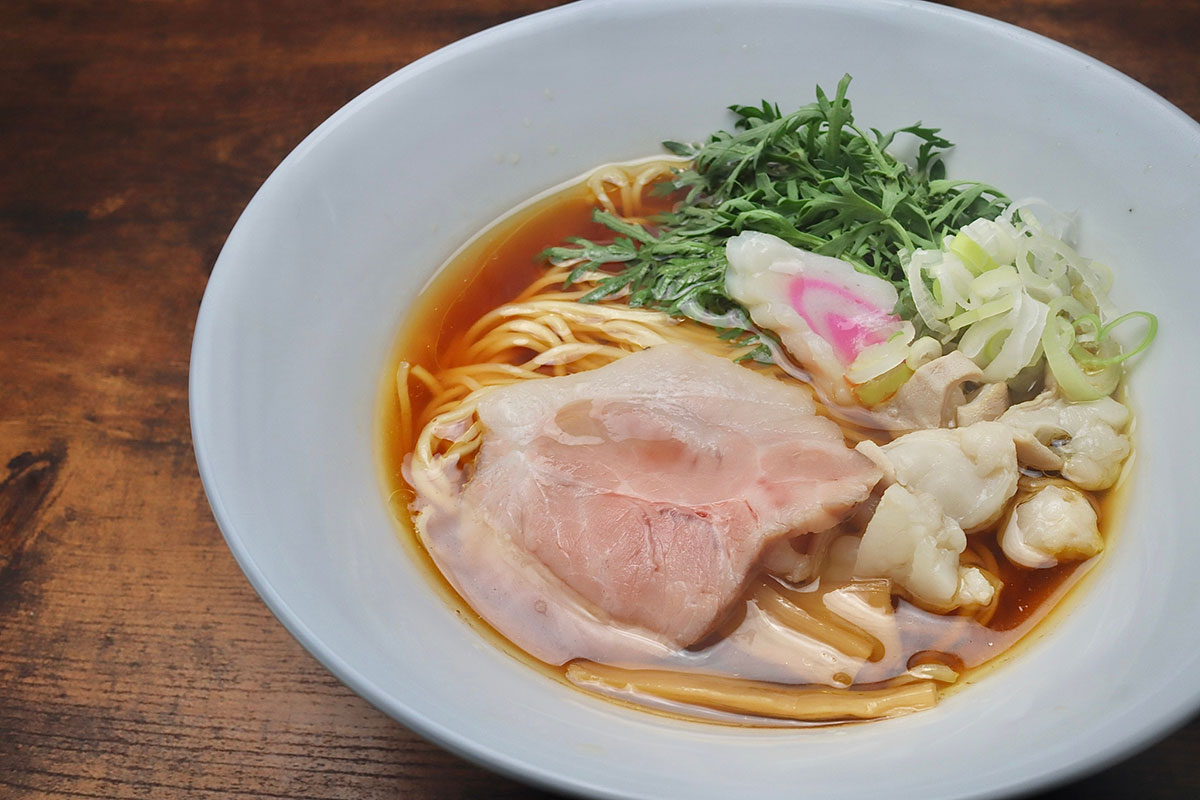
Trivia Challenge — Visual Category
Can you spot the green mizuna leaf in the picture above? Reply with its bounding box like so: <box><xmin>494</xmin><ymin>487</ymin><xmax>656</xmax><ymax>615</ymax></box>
<box><xmin>542</xmin><ymin>75</ymin><xmax>1008</xmax><ymax>360</ymax></box>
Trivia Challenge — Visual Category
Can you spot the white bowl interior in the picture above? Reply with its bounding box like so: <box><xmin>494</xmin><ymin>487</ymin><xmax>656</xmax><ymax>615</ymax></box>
<box><xmin>190</xmin><ymin>1</ymin><xmax>1200</xmax><ymax>798</ymax></box>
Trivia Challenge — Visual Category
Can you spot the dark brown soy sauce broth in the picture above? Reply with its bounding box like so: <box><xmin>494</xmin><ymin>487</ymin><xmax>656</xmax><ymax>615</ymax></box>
<box><xmin>380</xmin><ymin>181</ymin><xmax>604</xmax><ymax>495</ymax></box>
<box><xmin>378</xmin><ymin>171</ymin><xmax>1122</xmax><ymax>713</ymax></box>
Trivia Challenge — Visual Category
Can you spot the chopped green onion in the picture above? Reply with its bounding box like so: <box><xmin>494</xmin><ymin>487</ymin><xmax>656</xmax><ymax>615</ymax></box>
<box><xmin>949</xmin><ymin>231</ymin><xmax>998</xmax><ymax>275</ymax></box>
<box><xmin>1042</xmin><ymin>303</ymin><xmax>1121</xmax><ymax>401</ymax></box>
<box><xmin>1071</xmin><ymin>310</ymin><xmax>1158</xmax><ymax>367</ymax></box>
<box><xmin>948</xmin><ymin>295</ymin><xmax>1015</xmax><ymax>331</ymax></box>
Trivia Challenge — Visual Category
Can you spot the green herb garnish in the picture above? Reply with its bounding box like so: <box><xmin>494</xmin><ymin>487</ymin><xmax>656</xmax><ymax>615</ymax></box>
<box><xmin>542</xmin><ymin>75</ymin><xmax>1008</xmax><ymax>360</ymax></box>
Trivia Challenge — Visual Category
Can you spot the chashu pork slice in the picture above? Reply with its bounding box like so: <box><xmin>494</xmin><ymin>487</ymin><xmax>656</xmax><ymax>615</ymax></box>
<box><xmin>456</xmin><ymin>344</ymin><xmax>881</xmax><ymax>653</ymax></box>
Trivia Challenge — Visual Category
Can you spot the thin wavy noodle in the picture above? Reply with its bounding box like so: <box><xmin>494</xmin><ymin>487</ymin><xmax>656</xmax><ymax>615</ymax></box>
<box><xmin>566</xmin><ymin>662</ymin><xmax>938</xmax><ymax>723</ymax></box>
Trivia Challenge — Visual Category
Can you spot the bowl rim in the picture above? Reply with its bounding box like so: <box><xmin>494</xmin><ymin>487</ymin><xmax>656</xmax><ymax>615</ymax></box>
<box><xmin>190</xmin><ymin>1</ymin><xmax>1200</xmax><ymax>798</ymax></box>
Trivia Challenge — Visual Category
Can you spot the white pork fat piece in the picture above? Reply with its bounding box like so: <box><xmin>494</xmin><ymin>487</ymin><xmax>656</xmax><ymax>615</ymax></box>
<box><xmin>856</xmin><ymin>421</ymin><xmax>1019</xmax><ymax>532</ymax></box>
<box><xmin>725</xmin><ymin>231</ymin><xmax>903</xmax><ymax>406</ymax></box>
<box><xmin>955</xmin><ymin>381</ymin><xmax>1011</xmax><ymax>427</ymax></box>
<box><xmin>874</xmin><ymin>351</ymin><xmax>985</xmax><ymax>430</ymax></box>
<box><xmin>854</xmin><ymin>484</ymin><xmax>994</xmax><ymax>610</ymax></box>
<box><xmin>1000</xmin><ymin>485</ymin><xmax>1103</xmax><ymax>568</ymax></box>
<box><xmin>1000</xmin><ymin>391</ymin><xmax>1131</xmax><ymax>490</ymax></box>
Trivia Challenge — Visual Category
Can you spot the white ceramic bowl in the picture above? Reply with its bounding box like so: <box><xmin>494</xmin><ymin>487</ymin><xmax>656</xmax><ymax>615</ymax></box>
<box><xmin>190</xmin><ymin>1</ymin><xmax>1200</xmax><ymax>797</ymax></box>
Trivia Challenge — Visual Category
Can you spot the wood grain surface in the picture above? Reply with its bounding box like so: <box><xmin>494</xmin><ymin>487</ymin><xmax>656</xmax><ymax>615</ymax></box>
<box><xmin>1</xmin><ymin>1</ymin><xmax>1197</xmax><ymax>797</ymax></box>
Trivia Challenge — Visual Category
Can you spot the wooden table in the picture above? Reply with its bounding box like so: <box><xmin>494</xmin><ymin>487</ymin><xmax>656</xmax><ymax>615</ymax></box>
<box><xmin>2</xmin><ymin>1</ymin><xmax>1197</xmax><ymax>797</ymax></box>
